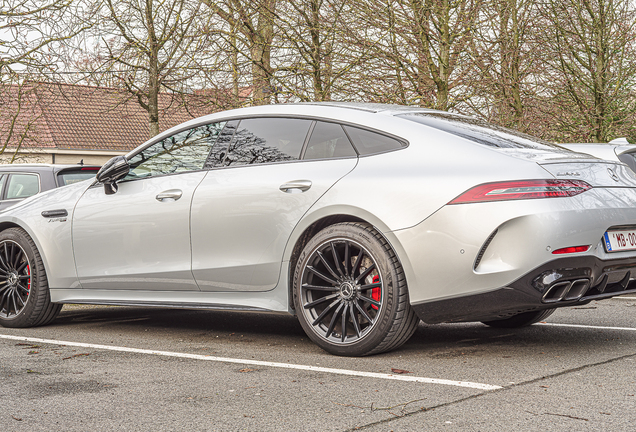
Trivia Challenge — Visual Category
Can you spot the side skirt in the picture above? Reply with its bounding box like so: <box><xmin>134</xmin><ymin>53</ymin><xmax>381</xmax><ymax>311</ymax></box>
<box><xmin>49</xmin><ymin>262</ymin><xmax>294</xmax><ymax>315</ymax></box>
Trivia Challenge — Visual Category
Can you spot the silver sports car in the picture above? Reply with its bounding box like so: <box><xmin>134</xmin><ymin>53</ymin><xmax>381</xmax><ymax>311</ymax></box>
<box><xmin>2</xmin><ymin>102</ymin><xmax>636</xmax><ymax>356</ymax></box>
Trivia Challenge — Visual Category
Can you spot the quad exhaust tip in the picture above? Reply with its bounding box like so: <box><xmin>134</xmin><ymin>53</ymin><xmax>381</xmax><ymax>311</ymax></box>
<box><xmin>542</xmin><ymin>279</ymin><xmax>590</xmax><ymax>303</ymax></box>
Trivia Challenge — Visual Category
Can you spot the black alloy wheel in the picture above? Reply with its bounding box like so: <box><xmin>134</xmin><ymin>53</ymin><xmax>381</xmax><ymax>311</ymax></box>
<box><xmin>0</xmin><ymin>228</ymin><xmax>61</xmax><ymax>328</ymax></box>
<box><xmin>294</xmin><ymin>223</ymin><xmax>419</xmax><ymax>356</ymax></box>
<box><xmin>0</xmin><ymin>240</ymin><xmax>31</xmax><ymax>319</ymax></box>
<box><xmin>300</xmin><ymin>237</ymin><xmax>384</xmax><ymax>344</ymax></box>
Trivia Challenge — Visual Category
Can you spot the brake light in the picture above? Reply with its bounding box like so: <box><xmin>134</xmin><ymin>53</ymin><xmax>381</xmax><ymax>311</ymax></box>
<box><xmin>81</xmin><ymin>167</ymin><xmax>99</xmax><ymax>171</ymax></box>
<box><xmin>448</xmin><ymin>180</ymin><xmax>592</xmax><ymax>204</ymax></box>
<box><xmin>552</xmin><ymin>245</ymin><xmax>591</xmax><ymax>254</ymax></box>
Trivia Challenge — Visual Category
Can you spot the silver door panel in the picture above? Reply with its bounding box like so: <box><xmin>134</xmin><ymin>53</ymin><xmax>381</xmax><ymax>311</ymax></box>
<box><xmin>191</xmin><ymin>159</ymin><xmax>357</xmax><ymax>292</ymax></box>
<box><xmin>73</xmin><ymin>172</ymin><xmax>206</xmax><ymax>291</ymax></box>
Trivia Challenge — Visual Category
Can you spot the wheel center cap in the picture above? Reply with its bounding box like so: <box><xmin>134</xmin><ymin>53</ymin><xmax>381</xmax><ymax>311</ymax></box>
<box><xmin>7</xmin><ymin>272</ymin><xmax>18</xmax><ymax>286</ymax></box>
<box><xmin>339</xmin><ymin>281</ymin><xmax>355</xmax><ymax>300</ymax></box>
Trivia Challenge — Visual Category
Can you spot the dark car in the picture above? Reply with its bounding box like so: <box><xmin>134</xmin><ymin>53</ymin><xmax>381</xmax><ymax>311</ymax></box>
<box><xmin>0</xmin><ymin>164</ymin><xmax>100</xmax><ymax>211</ymax></box>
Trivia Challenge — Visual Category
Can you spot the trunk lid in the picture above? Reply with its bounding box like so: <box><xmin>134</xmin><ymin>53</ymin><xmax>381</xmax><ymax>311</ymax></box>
<box><xmin>539</xmin><ymin>160</ymin><xmax>636</xmax><ymax>187</ymax></box>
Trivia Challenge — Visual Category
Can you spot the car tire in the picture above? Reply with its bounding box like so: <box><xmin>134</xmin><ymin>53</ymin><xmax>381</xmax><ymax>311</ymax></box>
<box><xmin>293</xmin><ymin>222</ymin><xmax>419</xmax><ymax>356</ymax></box>
<box><xmin>481</xmin><ymin>309</ymin><xmax>556</xmax><ymax>328</ymax></box>
<box><xmin>0</xmin><ymin>227</ymin><xmax>61</xmax><ymax>328</ymax></box>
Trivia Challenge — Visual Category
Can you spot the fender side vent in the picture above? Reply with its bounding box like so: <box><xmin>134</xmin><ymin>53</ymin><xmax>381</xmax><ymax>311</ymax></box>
<box><xmin>474</xmin><ymin>229</ymin><xmax>498</xmax><ymax>270</ymax></box>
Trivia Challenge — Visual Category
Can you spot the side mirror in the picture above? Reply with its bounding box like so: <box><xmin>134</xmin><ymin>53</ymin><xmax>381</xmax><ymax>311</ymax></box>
<box><xmin>96</xmin><ymin>155</ymin><xmax>130</xmax><ymax>195</ymax></box>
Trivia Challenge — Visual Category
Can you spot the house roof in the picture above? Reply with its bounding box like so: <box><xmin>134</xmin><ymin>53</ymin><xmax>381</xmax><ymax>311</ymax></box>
<box><xmin>0</xmin><ymin>82</ymin><xmax>213</xmax><ymax>152</ymax></box>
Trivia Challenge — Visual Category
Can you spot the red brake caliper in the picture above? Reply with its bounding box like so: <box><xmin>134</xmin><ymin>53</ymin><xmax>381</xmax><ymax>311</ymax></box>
<box><xmin>371</xmin><ymin>275</ymin><xmax>381</xmax><ymax>310</ymax></box>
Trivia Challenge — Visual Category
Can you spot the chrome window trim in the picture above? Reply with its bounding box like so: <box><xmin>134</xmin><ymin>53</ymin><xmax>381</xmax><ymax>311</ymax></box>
<box><xmin>98</xmin><ymin>114</ymin><xmax>410</xmax><ymax>189</ymax></box>
<box><xmin>127</xmin><ymin>114</ymin><xmax>409</xmax><ymax>162</ymax></box>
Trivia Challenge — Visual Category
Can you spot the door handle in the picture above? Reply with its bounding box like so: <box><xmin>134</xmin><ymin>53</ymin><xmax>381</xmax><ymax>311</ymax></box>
<box><xmin>279</xmin><ymin>180</ymin><xmax>312</xmax><ymax>193</ymax></box>
<box><xmin>156</xmin><ymin>189</ymin><xmax>183</xmax><ymax>202</ymax></box>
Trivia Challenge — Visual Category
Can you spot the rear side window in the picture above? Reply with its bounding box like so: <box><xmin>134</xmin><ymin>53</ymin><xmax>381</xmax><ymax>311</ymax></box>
<box><xmin>220</xmin><ymin>118</ymin><xmax>312</xmax><ymax>167</ymax></box>
<box><xmin>343</xmin><ymin>125</ymin><xmax>405</xmax><ymax>155</ymax></box>
<box><xmin>6</xmin><ymin>173</ymin><xmax>39</xmax><ymax>199</ymax></box>
<box><xmin>303</xmin><ymin>121</ymin><xmax>357</xmax><ymax>160</ymax></box>
<box><xmin>57</xmin><ymin>168</ymin><xmax>99</xmax><ymax>186</ymax></box>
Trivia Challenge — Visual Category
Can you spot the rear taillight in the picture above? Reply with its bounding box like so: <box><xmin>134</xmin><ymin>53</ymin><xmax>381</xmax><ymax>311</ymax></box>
<box><xmin>448</xmin><ymin>180</ymin><xmax>592</xmax><ymax>204</ymax></box>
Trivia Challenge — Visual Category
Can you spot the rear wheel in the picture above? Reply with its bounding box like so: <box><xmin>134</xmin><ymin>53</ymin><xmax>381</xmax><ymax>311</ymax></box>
<box><xmin>481</xmin><ymin>309</ymin><xmax>556</xmax><ymax>328</ymax></box>
<box><xmin>0</xmin><ymin>228</ymin><xmax>61</xmax><ymax>328</ymax></box>
<box><xmin>293</xmin><ymin>223</ymin><xmax>418</xmax><ymax>356</ymax></box>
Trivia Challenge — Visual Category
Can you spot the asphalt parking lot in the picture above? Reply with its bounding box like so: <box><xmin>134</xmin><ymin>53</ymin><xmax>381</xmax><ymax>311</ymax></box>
<box><xmin>2</xmin><ymin>297</ymin><xmax>636</xmax><ymax>431</ymax></box>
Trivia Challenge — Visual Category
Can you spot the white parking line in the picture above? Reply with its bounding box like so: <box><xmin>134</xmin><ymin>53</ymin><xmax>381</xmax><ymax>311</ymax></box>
<box><xmin>0</xmin><ymin>334</ymin><xmax>501</xmax><ymax>391</ymax></box>
<box><xmin>615</xmin><ymin>297</ymin><xmax>636</xmax><ymax>300</ymax></box>
<box><xmin>538</xmin><ymin>323</ymin><xmax>636</xmax><ymax>331</ymax></box>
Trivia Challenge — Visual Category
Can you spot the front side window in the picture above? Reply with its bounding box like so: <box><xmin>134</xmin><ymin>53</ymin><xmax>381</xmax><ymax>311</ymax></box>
<box><xmin>126</xmin><ymin>122</ymin><xmax>226</xmax><ymax>179</ymax></box>
<box><xmin>6</xmin><ymin>173</ymin><xmax>39</xmax><ymax>199</ymax></box>
<box><xmin>303</xmin><ymin>121</ymin><xmax>357</xmax><ymax>160</ymax></box>
<box><xmin>220</xmin><ymin>118</ymin><xmax>313</xmax><ymax>167</ymax></box>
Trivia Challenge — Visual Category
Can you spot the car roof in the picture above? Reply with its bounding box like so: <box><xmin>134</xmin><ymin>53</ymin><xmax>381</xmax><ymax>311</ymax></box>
<box><xmin>294</xmin><ymin>101</ymin><xmax>447</xmax><ymax>114</ymax></box>
<box><xmin>133</xmin><ymin>102</ymin><xmax>471</xmax><ymax>156</ymax></box>
<box><xmin>0</xmin><ymin>164</ymin><xmax>100</xmax><ymax>174</ymax></box>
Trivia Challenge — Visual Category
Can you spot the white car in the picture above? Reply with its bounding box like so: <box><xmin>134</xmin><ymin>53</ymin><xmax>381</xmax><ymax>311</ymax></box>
<box><xmin>560</xmin><ymin>138</ymin><xmax>636</xmax><ymax>172</ymax></box>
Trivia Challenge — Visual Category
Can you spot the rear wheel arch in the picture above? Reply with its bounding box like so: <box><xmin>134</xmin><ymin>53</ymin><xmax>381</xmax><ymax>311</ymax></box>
<box><xmin>287</xmin><ymin>214</ymin><xmax>410</xmax><ymax>311</ymax></box>
<box><xmin>291</xmin><ymin>221</ymin><xmax>419</xmax><ymax>355</ymax></box>
<box><xmin>288</xmin><ymin>215</ymin><xmax>367</xmax><ymax>311</ymax></box>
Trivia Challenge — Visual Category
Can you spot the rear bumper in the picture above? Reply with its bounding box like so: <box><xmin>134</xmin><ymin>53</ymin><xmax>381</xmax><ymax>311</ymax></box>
<box><xmin>388</xmin><ymin>186</ymin><xmax>636</xmax><ymax>321</ymax></box>
<box><xmin>412</xmin><ymin>254</ymin><xmax>636</xmax><ymax>323</ymax></box>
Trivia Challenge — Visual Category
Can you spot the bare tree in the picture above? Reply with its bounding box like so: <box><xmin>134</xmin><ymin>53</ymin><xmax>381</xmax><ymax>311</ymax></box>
<box><xmin>274</xmin><ymin>0</ymin><xmax>366</xmax><ymax>101</ymax></box>
<box><xmin>92</xmin><ymin>0</ymin><xmax>209</xmax><ymax>137</ymax></box>
<box><xmin>202</xmin><ymin>0</ymin><xmax>277</xmax><ymax>105</ymax></box>
<box><xmin>0</xmin><ymin>0</ymin><xmax>90</xmax><ymax>161</ymax></box>
<box><xmin>538</xmin><ymin>0</ymin><xmax>636</xmax><ymax>142</ymax></box>
<box><xmin>467</xmin><ymin>0</ymin><xmax>541</xmax><ymax>131</ymax></box>
<box><xmin>354</xmin><ymin>0</ymin><xmax>483</xmax><ymax>110</ymax></box>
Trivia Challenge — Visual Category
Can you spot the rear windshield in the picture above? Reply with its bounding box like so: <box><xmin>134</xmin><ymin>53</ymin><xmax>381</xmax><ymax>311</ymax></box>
<box><xmin>57</xmin><ymin>168</ymin><xmax>99</xmax><ymax>186</ymax></box>
<box><xmin>399</xmin><ymin>112</ymin><xmax>573</xmax><ymax>152</ymax></box>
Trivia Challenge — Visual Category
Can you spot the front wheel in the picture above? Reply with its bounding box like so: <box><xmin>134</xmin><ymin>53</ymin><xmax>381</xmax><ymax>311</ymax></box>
<box><xmin>0</xmin><ymin>228</ymin><xmax>61</xmax><ymax>328</ymax></box>
<box><xmin>481</xmin><ymin>309</ymin><xmax>556</xmax><ymax>328</ymax></box>
<box><xmin>293</xmin><ymin>223</ymin><xmax>419</xmax><ymax>356</ymax></box>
